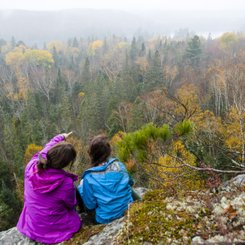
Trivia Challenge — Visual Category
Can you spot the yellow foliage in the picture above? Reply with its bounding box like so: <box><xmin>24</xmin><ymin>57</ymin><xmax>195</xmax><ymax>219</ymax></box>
<box><xmin>110</xmin><ymin>131</ymin><xmax>126</xmax><ymax>157</ymax></box>
<box><xmin>110</xmin><ymin>131</ymin><xmax>125</xmax><ymax>147</ymax></box>
<box><xmin>174</xmin><ymin>83</ymin><xmax>201</xmax><ymax>118</ymax></box>
<box><xmin>158</xmin><ymin>155</ymin><xmax>179</xmax><ymax>174</ymax></box>
<box><xmin>91</xmin><ymin>40</ymin><xmax>103</xmax><ymax>50</ymax></box>
<box><xmin>16</xmin><ymin>143</ymin><xmax>41</xmax><ymax>203</ymax></box>
<box><xmin>225</xmin><ymin>136</ymin><xmax>241</xmax><ymax>151</ymax></box>
<box><xmin>6</xmin><ymin>73</ymin><xmax>29</xmax><ymax>100</ymax></box>
<box><xmin>156</xmin><ymin>140</ymin><xmax>203</xmax><ymax>190</ymax></box>
<box><xmin>192</xmin><ymin>110</ymin><xmax>223</xmax><ymax>135</ymax></box>
<box><xmin>224</xmin><ymin>106</ymin><xmax>245</xmax><ymax>156</ymax></box>
<box><xmin>24</xmin><ymin>144</ymin><xmax>43</xmax><ymax>164</ymax></box>
<box><xmin>173</xmin><ymin>140</ymin><xmax>196</xmax><ymax>164</ymax></box>
<box><xmin>47</xmin><ymin>40</ymin><xmax>66</xmax><ymax>52</ymax></box>
<box><xmin>5</xmin><ymin>48</ymin><xmax>54</xmax><ymax>100</ymax></box>
<box><xmin>5</xmin><ymin>47</ymin><xmax>54</xmax><ymax>67</ymax></box>
<box><xmin>219</xmin><ymin>32</ymin><xmax>238</xmax><ymax>49</ymax></box>
<box><xmin>88</xmin><ymin>40</ymin><xmax>103</xmax><ymax>55</ymax></box>
<box><xmin>175</xmin><ymin>83</ymin><xmax>199</xmax><ymax>106</ymax></box>
<box><xmin>8</xmin><ymin>91</ymin><xmax>28</xmax><ymax>101</ymax></box>
<box><xmin>5</xmin><ymin>47</ymin><xmax>25</xmax><ymax>65</ymax></box>
<box><xmin>24</xmin><ymin>49</ymin><xmax>54</xmax><ymax>66</ymax></box>
<box><xmin>78</xmin><ymin>91</ymin><xmax>85</xmax><ymax>97</ymax></box>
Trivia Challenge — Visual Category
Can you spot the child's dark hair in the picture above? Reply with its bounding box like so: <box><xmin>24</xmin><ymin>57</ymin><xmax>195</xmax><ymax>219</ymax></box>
<box><xmin>38</xmin><ymin>142</ymin><xmax>77</xmax><ymax>170</ymax></box>
<box><xmin>88</xmin><ymin>134</ymin><xmax>111</xmax><ymax>166</ymax></box>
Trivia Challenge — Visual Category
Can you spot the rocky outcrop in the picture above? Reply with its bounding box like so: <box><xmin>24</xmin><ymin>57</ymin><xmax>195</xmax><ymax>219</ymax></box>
<box><xmin>191</xmin><ymin>174</ymin><xmax>245</xmax><ymax>244</ymax></box>
<box><xmin>116</xmin><ymin>175</ymin><xmax>245</xmax><ymax>244</ymax></box>
<box><xmin>0</xmin><ymin>179</ymin><xmax>244</xmax><ymax>245</ymax></box>
<box><xmin>0</xmin><ymin>187</ymin><xmax>147</xmax><ymax>245</ymax></box>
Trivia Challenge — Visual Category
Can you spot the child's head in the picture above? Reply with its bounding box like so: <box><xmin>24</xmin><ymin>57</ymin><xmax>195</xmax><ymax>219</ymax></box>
<box><xmin>88</xmin><ymin>134</ymin><xmax>111</xmax><ymax>166</ymax></box>
<box><xmin>38</xmin><ymin>142</ymin><xmax>77</xmax><ymax>170</ymax></box>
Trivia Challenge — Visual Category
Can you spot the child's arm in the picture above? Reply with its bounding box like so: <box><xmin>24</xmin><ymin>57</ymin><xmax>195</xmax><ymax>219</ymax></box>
<box><xmin>39</xmin><ymin>134</ymin><xmax>68</xmax><ymax>159</ymax></box>
<box><xmin>81</xmin><ymin>177</ymin><xmax>97</xmax><ymax>210</ymax></box>
<box><xmin>25</xmin><ymin>132</ymin><xmax>72</xmax><ymax>173</ymax></box>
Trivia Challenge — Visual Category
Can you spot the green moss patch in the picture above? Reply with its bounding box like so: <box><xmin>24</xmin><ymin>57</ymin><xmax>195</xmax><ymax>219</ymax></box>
<box><xmin>117</xmin><ymin>189</ymin><xmax>207</xmax><ymax>244</ymax></box>
<box><xmin>63</xmin><ymin>224</ymin><xmax>105</xmax><ymax>245</ymax></box>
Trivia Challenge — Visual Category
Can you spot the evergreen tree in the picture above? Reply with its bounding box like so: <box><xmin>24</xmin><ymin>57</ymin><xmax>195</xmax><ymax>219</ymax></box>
<box><xmin>185</xmin><ymin>35</ymin><xmax>202</xmax><ymax>67</ymax></box>
<box><xmin>130</xmin><ymin>37</ymin><xmax>138</xmax><ymax>63</ymax></box>
<box><xmin>11</xmin><ymin>36</ymin><xmax>16</xmax><ymax>48</ymax></box>
<box><xmin>72</xmin><ymin>37</ymin><xmax>79</xmax><ymax>48</ymax></box>
<box><xmin>82</xmin><ymin>57</ymin><xmax>91</xmax><ymax>83</ymax></box>
<box><xmin>146</xmin><ymin>50</ymin><xmax>164</xmax><ymax>89</ymax></box>
<box><xmin>139</xmin><ymin>43</ymin><xmax>146</xmax><ymax>57</ymax></box>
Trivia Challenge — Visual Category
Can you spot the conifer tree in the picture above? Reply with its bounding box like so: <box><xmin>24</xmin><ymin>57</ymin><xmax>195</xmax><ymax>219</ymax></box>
<box><xmin>185</xmin><ymin>35</ymin><xmax>202</xmax><ymax>67</ymax></box>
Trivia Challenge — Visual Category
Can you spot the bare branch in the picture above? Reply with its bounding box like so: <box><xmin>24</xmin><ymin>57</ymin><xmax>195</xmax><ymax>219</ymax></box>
<box><xmin>167</xmin><ymin>154</ymin><xmax>245</xmax><ymax>174</ymax></box>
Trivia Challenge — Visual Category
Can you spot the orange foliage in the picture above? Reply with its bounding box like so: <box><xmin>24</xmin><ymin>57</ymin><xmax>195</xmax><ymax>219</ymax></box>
<box><xmin>135</xmin><ymin>57</ymin><xmax>149</xmax><ymax>72</ymax></box>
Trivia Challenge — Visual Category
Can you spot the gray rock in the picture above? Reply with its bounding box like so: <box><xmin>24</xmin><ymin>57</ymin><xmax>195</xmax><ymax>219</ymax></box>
<box><xmin>83</xmin><ymin>217</ymin><xmax>125</xmax><ymax>245</ymax></box>
<box><xmin>133</xmin><ymin>187</ymin><xmax>149</xmax><ymax>197</ymax></box>
<box><xmin>227</xmin><ymin>174</ymin><xmax>245</xmax><ymax>187</ymax></box>
<box><xmin>221</xmin><ymin>174</ymin><xmax>245</xmax><ymax>192</ymax></box>
<box><xmin>0</xmin><ymin>227</ymin><xmax>40</xmax><ymax>245</ymax></box>
<box><xmin>191</xmin><ymin>236</ymin><xmax>205</xmax><ymax>244</ymax></box>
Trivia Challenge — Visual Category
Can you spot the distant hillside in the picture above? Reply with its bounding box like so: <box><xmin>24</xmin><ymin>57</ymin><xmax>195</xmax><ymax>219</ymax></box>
<box><xmin>0</xmin><ymin>9</ymin><xmax>154</xmax><ymax>46</ymax></box>
<box><xmin>0</xmin><ymin>9</ymin><xmax>244</xmax><ymax>46</ymax></box>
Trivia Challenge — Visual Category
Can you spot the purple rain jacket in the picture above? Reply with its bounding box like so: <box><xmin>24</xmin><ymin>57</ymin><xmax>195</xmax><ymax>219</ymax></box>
<box><xmin>17</xmin><ymin>134</ymin><xmax>81</xmax><ymax>244</ymax></box>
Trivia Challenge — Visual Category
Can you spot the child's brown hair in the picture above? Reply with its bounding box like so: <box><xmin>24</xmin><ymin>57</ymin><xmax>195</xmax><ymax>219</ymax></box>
<box><xmin>88</xmin><ymin>134</ymin><xmax>111</xmax><ymax>166</ymax></box>
<box><xmin>38</xmin><ymin>142</ymin><xmax>77</xmax><ymax>170</ymax></box>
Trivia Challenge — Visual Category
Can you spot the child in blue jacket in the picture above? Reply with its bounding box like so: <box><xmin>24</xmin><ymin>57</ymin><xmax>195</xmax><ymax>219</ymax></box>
<box><xmin>77</xmin><ymin>134</ymin><xmax>134</xmax><ymax>224</ymax></box>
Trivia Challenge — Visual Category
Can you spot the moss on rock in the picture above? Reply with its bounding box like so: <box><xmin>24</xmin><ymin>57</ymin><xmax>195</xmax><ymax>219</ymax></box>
<box><xmin>63</xmin><ymin>224</ymin><xmax>105</xmax><ymax>245</ymax></box>
<box><xmin>117</xmin><ymin>189</ymin><xmax>206</xmax><ymax>244</ymax></box>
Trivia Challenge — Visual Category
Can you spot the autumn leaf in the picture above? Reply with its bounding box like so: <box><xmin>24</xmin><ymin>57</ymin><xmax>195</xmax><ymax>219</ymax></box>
<box><xmin>223</xmin><ymin>205</ymin><xmax>237</xmax><ymax>219</ymax></box>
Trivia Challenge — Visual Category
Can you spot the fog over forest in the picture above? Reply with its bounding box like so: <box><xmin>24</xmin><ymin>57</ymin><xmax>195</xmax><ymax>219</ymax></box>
<box><xmin>0</xmin><ymin>9</ymin><xmax>244</xmax><ymax>46</ymax></box>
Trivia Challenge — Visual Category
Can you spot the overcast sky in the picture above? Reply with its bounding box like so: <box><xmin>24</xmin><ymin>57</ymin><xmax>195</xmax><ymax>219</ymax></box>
<box><xmin>0</xmin><ymin>0</ymin><xmax>245</xmax><ymax>11</ymax></box>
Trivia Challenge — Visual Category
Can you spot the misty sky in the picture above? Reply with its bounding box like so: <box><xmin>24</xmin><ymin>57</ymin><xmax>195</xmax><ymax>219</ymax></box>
<box><xmin>1</xmin><ymin>0</ymin><xmax>245</xmax><ymax>11</ymax></box>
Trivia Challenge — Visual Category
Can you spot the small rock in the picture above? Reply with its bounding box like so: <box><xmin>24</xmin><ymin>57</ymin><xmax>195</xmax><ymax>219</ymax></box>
<box><xmin>191</xmin><ymin>236</ymin><xmax>205</xmax><ymax>244</ymax></box>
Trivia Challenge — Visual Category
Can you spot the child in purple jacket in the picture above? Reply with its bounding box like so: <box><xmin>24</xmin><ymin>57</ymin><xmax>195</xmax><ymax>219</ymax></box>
<box><xmin>17</xmin><ymin>132</ymin><xmax>81</xmax><ymax>244</ymax></box>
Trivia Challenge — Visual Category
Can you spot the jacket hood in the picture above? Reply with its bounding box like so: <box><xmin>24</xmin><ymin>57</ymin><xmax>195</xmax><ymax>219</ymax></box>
<box><xmin>29</xmin><ymin>165</ymin><xmax>78</xmax><ymax>194</ymax></box>
<box><xmin>82</xmin><ymin>158</ymin><xmax>118</xmax><ymax>179</ymax></box>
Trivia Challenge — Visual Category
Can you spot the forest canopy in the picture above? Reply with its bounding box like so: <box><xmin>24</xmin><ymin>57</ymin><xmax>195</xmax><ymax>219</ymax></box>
<box><xmin>0</xmin><ymin>32</ymin><xmax>245</xmax><ymax>230</ymax></box>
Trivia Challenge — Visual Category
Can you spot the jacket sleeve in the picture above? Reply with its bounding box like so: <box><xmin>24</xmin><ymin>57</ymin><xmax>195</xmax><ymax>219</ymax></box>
<box><xmin>119</xmin><ymin>161</ymin><xmax>134</xmax><ymax>186</ymax></box>
<box><xmin>82</xmin><ymin>176</ymin><xmax>97</xmax><ymax>210</ymax></box>
<box><xmin>39</xmin><ymin>134</ymin><xmax>65</xmax><ymax>159</ymax></box>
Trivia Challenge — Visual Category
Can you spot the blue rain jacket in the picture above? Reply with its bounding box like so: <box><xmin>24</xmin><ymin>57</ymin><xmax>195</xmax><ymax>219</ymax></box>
<box><xmin>77</xmin><ymin>158</ymin><xmax>133</xmax><ymax>224</ymax></box>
